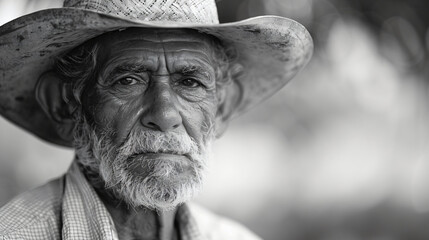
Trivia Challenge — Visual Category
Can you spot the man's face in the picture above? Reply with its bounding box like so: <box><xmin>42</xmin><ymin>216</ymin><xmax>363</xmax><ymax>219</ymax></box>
<box><xmin>75</xmin><ymin>29</ymin><xmax>221</xmax><ymax>210</ymax></box>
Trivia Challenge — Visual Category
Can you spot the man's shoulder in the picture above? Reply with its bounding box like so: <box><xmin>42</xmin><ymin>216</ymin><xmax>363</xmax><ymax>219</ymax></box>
<box><xmin>188</xmin><ymin>203</ymin><xmax>263</xmax><ymax>240</ymax></box>
<box><xmin>0</xmin><ymin>177</ymin><xmax>64</xmax><ymax>238</ymax></box>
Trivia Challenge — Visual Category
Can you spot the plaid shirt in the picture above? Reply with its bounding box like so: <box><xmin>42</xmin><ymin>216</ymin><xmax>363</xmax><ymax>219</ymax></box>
<box><xmin>0</xmin><ymin>162</ymin><xmax>261</xmax><ymax>240</ymax></box>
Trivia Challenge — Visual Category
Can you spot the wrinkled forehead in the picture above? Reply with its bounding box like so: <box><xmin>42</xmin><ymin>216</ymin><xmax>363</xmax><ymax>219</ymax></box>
<box><xmin>95</xmin><ymin>28</ymin><xmax>219</xmax><ymax>53</ymax></box>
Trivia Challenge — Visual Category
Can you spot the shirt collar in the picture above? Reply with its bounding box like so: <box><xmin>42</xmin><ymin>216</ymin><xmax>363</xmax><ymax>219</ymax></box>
<box><xmin>62</xmin><ymin>161</ymin><xmax>119</xmax><ymax>240</ymax></box>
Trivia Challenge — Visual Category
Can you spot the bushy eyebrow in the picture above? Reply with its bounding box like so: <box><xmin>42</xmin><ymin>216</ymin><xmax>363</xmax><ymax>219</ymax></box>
<box><xmin>110</xmin><ymin>63</ymin><xmax>148</xmax><ymax>74</ymax></box>
<box><xmin>99</xmin><ymin>61</ymin><xmax>149</xmax><ymax>82</ymax></box>
<box><xmin>178</xmin><ymin>65</ymin><xmax>212</xmax><ymax>79</ymax></box>
<box><xmin>180</xmin><ymin>65</ymin><xmax>204</xmax><ymax>74</ymax></box>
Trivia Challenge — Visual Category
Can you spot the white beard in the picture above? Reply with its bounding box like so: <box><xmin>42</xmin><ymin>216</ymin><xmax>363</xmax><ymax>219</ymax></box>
<box><xmin>73</xmin><ymin>116</ymin><xmax>214</xmax><ymax>211</ymax></box>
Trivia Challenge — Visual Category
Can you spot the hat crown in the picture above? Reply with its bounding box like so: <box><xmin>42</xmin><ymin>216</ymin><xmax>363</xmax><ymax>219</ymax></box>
<box><xmin>63</xmin><ymin>0</ymin><xmax>219</xmax><ymax>24</ymax></box>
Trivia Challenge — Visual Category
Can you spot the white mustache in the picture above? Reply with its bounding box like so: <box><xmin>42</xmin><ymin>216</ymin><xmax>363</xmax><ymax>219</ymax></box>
<box><xmin>117</xmin><ymin>130</ymin><xmax>200</xmax><ymax>160</ymax></box>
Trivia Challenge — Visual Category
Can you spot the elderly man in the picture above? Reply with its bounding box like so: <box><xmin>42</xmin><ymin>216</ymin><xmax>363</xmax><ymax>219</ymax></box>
<box><xmin>0</xmin><ymin>0</ymin><xmax>312</xmax><ymax>239</ymax></box>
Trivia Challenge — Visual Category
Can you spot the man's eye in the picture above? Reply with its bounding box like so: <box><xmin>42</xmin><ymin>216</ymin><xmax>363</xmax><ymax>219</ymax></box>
<box><xmin>180</xmin><ymin>78</ymin><xmax>202</xmax><ymax>88</ymax></box>
<box><xmin>116</xmin><ymin>77</ymin><xmax>139</xmax><ymax>86</ymax></box>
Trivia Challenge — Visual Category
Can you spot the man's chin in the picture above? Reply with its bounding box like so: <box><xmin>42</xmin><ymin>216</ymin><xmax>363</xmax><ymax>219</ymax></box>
<box><xmin>110</xmin><ymin>159</ymin><xmax>203</xmax><ymax>211</ymax></box>
<box><xmin>120</xmin><ymin>176</ymin><xmax>202</xmax><ymax>211</ymax></box>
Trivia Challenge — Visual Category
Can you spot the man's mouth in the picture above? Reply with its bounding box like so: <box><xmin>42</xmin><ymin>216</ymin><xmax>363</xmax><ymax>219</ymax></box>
<box><xmin>131</xmin><ymin>150</ymin><xmax>183</xmax><ymax>157</ymax></box>
<box><xmin>129</xmin><ymin>152</ymin><xmax>191</xmax><ymax>162</ymax></box>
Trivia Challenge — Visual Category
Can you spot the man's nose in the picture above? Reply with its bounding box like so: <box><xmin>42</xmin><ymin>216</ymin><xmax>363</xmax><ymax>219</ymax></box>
<box><xmin>140</xmin><ymin>82</ymin><xmax>182</xmax><ymax>132</ymax></box>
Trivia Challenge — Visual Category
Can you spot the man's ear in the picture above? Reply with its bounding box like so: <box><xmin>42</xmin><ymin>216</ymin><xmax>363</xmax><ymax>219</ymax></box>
<box><xmin>35</xmin><ymin>71</ymin><xmax>76</xmax><ymax>142</ymax></box>
<box><xmin>215</xmin><ymin>81</ymin><xmax>242</xmax><ymax>138</ymax></box>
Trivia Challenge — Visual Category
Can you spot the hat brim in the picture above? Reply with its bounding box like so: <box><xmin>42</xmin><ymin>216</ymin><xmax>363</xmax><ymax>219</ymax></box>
<box><xmin>0</xmin><ymin>8</ymin><xmax>313</xmax><ymax>147</ymax></box>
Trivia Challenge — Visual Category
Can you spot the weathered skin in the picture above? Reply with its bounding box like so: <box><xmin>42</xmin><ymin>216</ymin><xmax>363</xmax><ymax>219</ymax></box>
<box><xmin>80</xmin><ymin>29</ymin><xmax>223</xmax><ymax>240</ymax></box>
<box><xmin>83</xmin><ymin>29</ymin><xmax>219</xmax><ymax>146</ymax></box>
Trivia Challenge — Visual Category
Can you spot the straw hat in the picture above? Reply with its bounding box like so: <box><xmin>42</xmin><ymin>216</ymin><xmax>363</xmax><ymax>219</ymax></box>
<box><xmin>0</xmin><ymin>0</ymin><xmax>313</xmax><ymax>147</ymax></box>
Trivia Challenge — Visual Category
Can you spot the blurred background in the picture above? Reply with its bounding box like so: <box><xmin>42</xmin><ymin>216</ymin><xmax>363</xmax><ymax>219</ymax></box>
<box><xmin>1</xmin><ymin>0</ymin><xmax>429</xmax><ymax>239</ymax></box>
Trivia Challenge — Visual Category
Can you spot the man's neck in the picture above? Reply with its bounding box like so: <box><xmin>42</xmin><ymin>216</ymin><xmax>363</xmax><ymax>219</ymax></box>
<box><xmin>102</xmin><ymin>198</ymin><xmax>178</xmax><ymax>240</ymax></box>
<box><xmin>79</xmin><ymin>163</ymin><xmax>178</xmax><ymax>240</ymax></box>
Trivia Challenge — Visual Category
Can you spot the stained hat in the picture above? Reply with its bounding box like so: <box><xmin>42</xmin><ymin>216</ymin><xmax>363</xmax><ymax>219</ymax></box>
<box><xmin>0</xmin><ymin>0</ymin><xmax>313</xmax><ymax>147</ymax></box>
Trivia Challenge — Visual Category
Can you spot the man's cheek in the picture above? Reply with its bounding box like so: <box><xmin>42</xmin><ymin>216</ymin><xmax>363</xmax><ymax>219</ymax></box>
<box><xmin>192</xmin><ymin>105</ymin><xmax>217</xmax><ymax>144</ymax></box>
<box><xmin>199</xmin><ymin>100</ymin><xmax>218</xmax><ymax>125</ymax></box>
<box><xmin>112</xmin><ymin>99</ymin><xmax>149</xmax><ymax>144</ymax></box>
<box><xmin>88</xmin><ymin>99</ymin><xmax>131</xmax><ymax>142</ymax></box>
